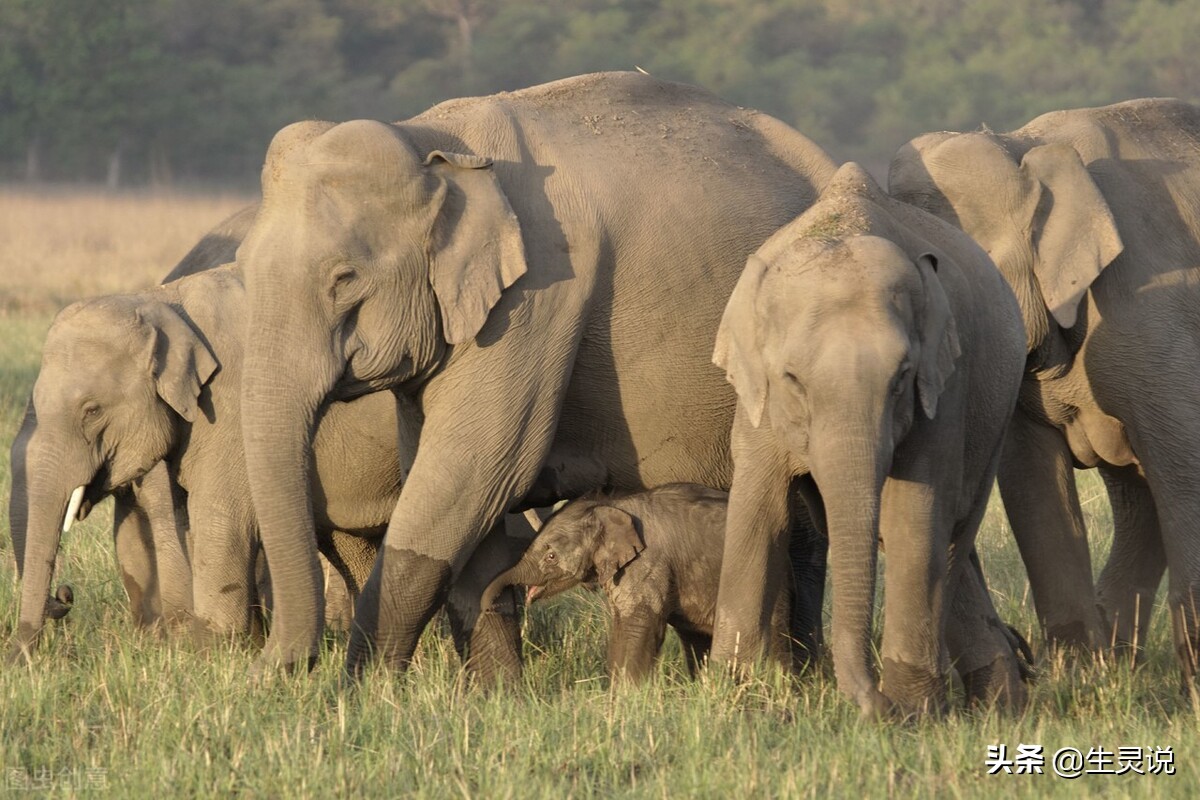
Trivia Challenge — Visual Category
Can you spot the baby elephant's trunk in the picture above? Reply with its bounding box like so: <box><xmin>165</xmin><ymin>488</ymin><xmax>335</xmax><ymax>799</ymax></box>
<box><xmin>481</xmin><ymin>559</ymin><xmax>542</xmax><ymax>611</ymax></box>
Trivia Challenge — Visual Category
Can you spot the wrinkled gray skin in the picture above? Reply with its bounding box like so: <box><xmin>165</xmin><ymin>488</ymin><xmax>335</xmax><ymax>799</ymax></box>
<box><xmin>889</xmin><ymin>99</ymin><xmax>1200</xmax><ymax>681</ymax></box>
<box><xmin>483</xmin><ymin>484</ymin><xmax>792</xmax><ymax>681</ymax></box>
<box><xmin>712</xmin><ymin>163</ymin><xmax>1028</xmax><ymax>717</ymax></box>
<box><xmin>7</xmin><ymin>258</ymin><xmax>535</xmax><ymax>676</ymax></box>
<box><xmin>234</xmin><ymin>71</ymin><xmax>839</xmax><ymax>676</ymax></box>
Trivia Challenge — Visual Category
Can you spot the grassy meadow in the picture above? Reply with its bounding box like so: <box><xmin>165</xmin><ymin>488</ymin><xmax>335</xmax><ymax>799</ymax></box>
<box><xmin>0</xmin><ymin>188</ymin><xmax>1195</xmax><ymax>797</ymax></box>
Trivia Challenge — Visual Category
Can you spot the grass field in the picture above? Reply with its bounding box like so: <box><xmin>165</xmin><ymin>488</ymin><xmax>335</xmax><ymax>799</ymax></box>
<box><xmin>0</xmin><ymin>188</ymin><xmax>1195</xmax><ymax>797</ymax></box>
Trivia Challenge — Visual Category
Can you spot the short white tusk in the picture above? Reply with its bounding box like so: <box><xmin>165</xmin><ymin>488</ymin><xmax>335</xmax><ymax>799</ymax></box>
<box><xmin>62</xmin><ymin>486</ymin><xmax>85</xmax><ymax>534</ymax></box>
<box><xmin>522</xmin><ymin>508</ymin><xmax>543</xmax><ymax>532</ymax></box>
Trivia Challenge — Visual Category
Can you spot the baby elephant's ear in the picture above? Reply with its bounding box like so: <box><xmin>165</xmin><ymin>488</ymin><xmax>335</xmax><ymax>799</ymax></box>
<box><xmin>592</xmin><ymin>506</ymin><xmax>645</xmax><ymax>585</ymax></box>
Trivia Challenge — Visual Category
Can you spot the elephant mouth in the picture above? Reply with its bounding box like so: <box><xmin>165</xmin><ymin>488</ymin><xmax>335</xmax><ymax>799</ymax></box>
<box><xmin>525</xmin><ymin>578</ymin><xmax>576</xmax><ymax>605</ymax></box>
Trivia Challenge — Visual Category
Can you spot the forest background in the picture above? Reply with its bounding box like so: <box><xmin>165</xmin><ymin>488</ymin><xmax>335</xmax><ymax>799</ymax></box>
<box><xmin>3</xmin><ymin>0</ymin><xmax>1197</xmax><ymax>188</ymax></box>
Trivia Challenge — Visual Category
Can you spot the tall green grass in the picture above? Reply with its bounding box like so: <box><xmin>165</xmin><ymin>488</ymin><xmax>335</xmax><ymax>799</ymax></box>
<box><xmin>1</xmin><ymin>193</ymin><xmax>1195</xmax><ymax>797</ymax></box>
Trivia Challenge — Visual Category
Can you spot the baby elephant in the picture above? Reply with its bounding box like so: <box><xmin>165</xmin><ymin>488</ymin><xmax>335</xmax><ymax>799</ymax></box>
<box><xmin>482</xmin><ymin>483</ymin><xmax>791</xmax><ymax>681</ymax></box>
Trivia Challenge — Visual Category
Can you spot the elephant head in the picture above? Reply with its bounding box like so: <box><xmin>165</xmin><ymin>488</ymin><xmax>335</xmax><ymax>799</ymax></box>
<box><xmin>715</xmin><ymin>228</ymin><xmax>959</xmax><ymax>712</ymax></box>
<box><xmin>480</xmin><ymin>500</ymin><xmax>644</xmax><ymax>611</ymax></box>
<box><xmin>237</xmin><ymin>120</ymin><xmax>527</xmax><ymax>666</ymax></box>
<box><xmin>888</xmin><ymin>131</ymin><xmax>1123</xmax><ymax>350</ymax></box>
<box><xmin>7</xmin><ymin>295</ymin><xmax>217</xmax><ymax>658</ymax></box>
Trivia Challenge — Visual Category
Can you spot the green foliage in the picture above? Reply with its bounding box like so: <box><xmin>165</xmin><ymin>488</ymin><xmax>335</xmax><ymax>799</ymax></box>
<box><xmin>0</xmin><ymin>0</ymin><xmax>1197</xmax><ymax>183</ymax></box>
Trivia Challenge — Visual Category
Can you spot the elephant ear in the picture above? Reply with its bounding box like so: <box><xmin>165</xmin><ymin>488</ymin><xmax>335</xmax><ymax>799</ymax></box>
<box><xmin>713</xmin><ymin>255</ymin><xmax>770</xmax><ymax>427</ymax></box>
<box><xmin>136</xmin><ymin>301</ymin><xmax>219</xmax><ymax>423</ymax></box>
<box><xmin>914</xmin><ymin>254</ymin><xmax>961</xmax><ymax>420</ymax></box>
<box><xmin>591</xmin><ymin>505</ymin><xmax>645</xmax><ymax>585</ymax></box>
<box><xmin>424</xmin><ymin>150</ymin><xmax>528</xmax><ymax>345</ymax></box>
<box><xmin>1020</xmin><ymin>142</ymin><xmax>1123</xmax><ymax>329</ymax></box>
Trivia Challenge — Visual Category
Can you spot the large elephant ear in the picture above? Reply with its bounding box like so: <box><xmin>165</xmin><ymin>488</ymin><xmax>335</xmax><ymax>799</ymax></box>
<box><xmin>136</xmin><ymin>301</ymin><xmax>219</xmax><ymax>423</ymax></box>
<box><xmin>424</xmin><ymin>150</ymin><xmax>528</xmax><ymax>345</ymax></box>
<box><xmin>591</xmin><ymin>505</ymin><xmax>645</xmax><ymax>585</ymax></box>
<box><xmin>713</xmin><ymin>255</ymin><xmax>770</xmax><ymax>427</ymax></box>
<box><xmin>914</xmin><ymin>254</ymin><xmax>961</xmax><ymax>420</ymax></box>
<box><xmin>1020</xmin><ymin>142</ymin><xmax>1123</xmax><ymax>328</ymax></box>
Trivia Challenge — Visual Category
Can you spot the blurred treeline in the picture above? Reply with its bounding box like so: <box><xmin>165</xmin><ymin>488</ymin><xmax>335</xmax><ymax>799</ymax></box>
<box><xmin>1</xmin><ymin>0</ymin><xmax>1197</xmax><ymax>187</ymax></box>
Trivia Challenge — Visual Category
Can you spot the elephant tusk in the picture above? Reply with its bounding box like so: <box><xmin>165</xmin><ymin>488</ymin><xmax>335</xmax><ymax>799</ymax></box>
<box><xmin>522</xmin><ymin>508</ymin><xmax>543</xmax><ymax>532</ymax></box>
<box><xmin>62</xmin><ymin>485</ymin><xmax>85</xmax><ymax>533</ymax></box>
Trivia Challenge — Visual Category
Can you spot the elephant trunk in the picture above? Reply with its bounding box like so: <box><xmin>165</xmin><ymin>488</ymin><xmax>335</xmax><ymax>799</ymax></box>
<box><xmin>481</xmin><ymin>559</ymin><xmax>543</xmax><ymax>611</ymax></box>
<box><xmin>8</xmin><ymin>427</ymin><xmax>94</xmax><ymax>659</ymax></box>
<box><xmin>809</xmin><ymin>413</ymin><xmax>890</xmax><ymax>716</ymax></box>
<box><xmin>240</xmin><ymin>308</ymin><xmax>336</xmax><ymax>671</ymax></box>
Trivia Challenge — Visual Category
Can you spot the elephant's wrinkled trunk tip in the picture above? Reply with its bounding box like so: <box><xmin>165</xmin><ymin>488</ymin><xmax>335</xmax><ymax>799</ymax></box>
<box><xmin>61</xmin><ymin>485</ymin><xmax>85</xmax><ymax>534</ymax></box>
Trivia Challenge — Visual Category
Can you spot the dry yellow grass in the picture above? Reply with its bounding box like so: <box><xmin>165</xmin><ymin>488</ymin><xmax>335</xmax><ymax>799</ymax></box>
<box><xmin>0</xmin><ymin>187</ymin><xmax>253</xmax><ymax>314</ymax></box>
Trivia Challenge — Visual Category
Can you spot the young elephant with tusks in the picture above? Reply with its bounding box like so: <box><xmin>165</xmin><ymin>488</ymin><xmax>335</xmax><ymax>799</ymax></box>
<box><xmin>481</xmin><ymin>484</ymin><xmax>793</xmax><ymax>681</ymax></box>
<box><xmin>710</xmin><ymin>162</ymin><xmax>1028</xmax><ymax>718</ymax></box>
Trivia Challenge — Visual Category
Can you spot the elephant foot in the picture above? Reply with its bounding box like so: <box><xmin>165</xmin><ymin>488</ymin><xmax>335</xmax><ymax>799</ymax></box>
<box><xmin>1043</xmin><ymin>619</ymin><xmax>1103</xmax><ymax>654</ymax></box>
<box><xmin>466</xmin><ymin>608</ymin><xmax>524</xmax><ymax>690</ymax></box>
<box><xmin>881</xmin><ymin>658</ymin><xmax>948</xmax><ymax>719</ymax></box>
<box><xmin>344</xmin><ymin>547</ymin><xmax>452</xmax><ymax>680</ymax></box>
<box><xmin>850</xmin><ymin>685</ymin><xmax>896</xmax><ymax>720</ymax></box>
<box><xmin>961</xmin><ymin>653</ymin><xmax>1029</xmax><ymax>713</ymax></box>
<box><xmin>5</xmin><ymin>623</ymin><xmax>42</xmax><ymax>666</ymax></box>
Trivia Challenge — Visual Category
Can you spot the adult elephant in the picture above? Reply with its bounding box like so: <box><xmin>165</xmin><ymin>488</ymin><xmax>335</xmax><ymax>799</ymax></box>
<box><xmin>235</xmin><ymin>71</ymin><xmax>838</xmax><ymax>675</ymax></box>
<box><xmin>889</xmin><ymin>98</ymin><xmax>1200</xmax><ymax>678</ymax></box>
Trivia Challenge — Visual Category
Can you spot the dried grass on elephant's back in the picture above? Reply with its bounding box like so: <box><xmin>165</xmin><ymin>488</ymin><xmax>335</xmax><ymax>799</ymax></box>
<box><xmin>0</xmin><ymin>188</ymin><xmax>250</xmax><ymax>314</ymax></box>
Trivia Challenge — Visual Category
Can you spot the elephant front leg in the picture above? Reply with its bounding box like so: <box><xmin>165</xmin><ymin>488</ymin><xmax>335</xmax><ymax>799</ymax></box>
<box><xmin>445</xmin><ymin>522</ymin><xmax>533</xmax><ymax>688</ymax></box>
<box><xmin>998</xmin><ymin>411</ymin><xmax>1104</xmax><ymax>650</ymax></box>
<box><xmin>112</xmin><ymin>492</ymin><xmax>161</xmax><ymax>628</ymax></box>
<box><xmin>134</xmin><ymin>460</ymin><xmax>193</xmax><ymax>628</ymax></box>
<box><xmin>878</xmin><ymin>480</ymin><xmax>949</xmax><ymax>717</ymax></box>
<box><xmin>608</xmin><ymin>607</ymin><xmax>667</xmax><ymax>683</ymax></box>
<box><xmin>1096</xmin><ymin>465</ymin><xmax>1165</xmax><ymax>661</ymax></box>
<box><xmin>711</xmin><ymin>415</ymin><xmax>795</xmax><ymax>672</ymax></box>
<box><xmin>945</xmin><ymin>551</ymin><xmax>1029</xmax><ymax>711</ymax></box>
<box><xmin>188</xmin><ymin>491</ymin><xmax>257</xmax><ymax>644</ymax></box>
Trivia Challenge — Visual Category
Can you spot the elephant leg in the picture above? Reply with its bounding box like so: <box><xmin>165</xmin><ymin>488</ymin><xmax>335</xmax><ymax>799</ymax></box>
<box><xmin>112</xmin><ymin>491</ymin><xmax>160</xmax><ymax>628</ymax></box>
<box><xmin>321</xmin><ymin>554</ymin><xmax>355</xmax><ymax>634</ymax></box>
<box><xmin>946</xmin><ymin>550</ymin><xmax>1029</xmax><ymax>711</ymax></box>
<box><xmin>711</xmin><ymin>413</ymin><xmax>795</xmax><ymax>672</ymax></box>
<box><xmin>789</xmin><ymin>477</ymin><xmax>828</xmax><ymax>671</ymax></box>
<box><xmin>608</xmin><ymin>608</ymin><xmax>667</xmax><ymax>683</ymax></box>
<box><xmin>877</xmin><ymin>480</ymin><xmax>949</xmax><ymax>716</ymax></box>
<box><xmin>445</xmin><ymin>521</ymin><xmax>535</xmax><ymax>688</ymax></box>
<box><xmin>676</xmin><ymin>629</ymin><xmax>711</xmax><ymax>679</ymax></box>
<box><xmin>135</xmin><ymin>461</ymin><xmax>192</xmax><ymax>627</ymax></box>
<box><xmin>1132</xmin><ymin>438</ymin><xmax>1200</xmax><ymax>687</ymax></box>
<box><xmin>997</xmin><ymin>410</ymin><xmax>1104</xmax><ymax>650</ymax></box>
<box><xmin>317</xmin><ymin>530</ymin><xmax>378</xmax><ymax>633</ymax></box>
<box><xmin>188</xmin><ymin>491</ymin><xmax>256</xmax><ymax>642</ymax></box>
<box><xmin>1096</xmin><ymin>464</ymin><xmax>1165</xmax><ymax>661</ymax></box>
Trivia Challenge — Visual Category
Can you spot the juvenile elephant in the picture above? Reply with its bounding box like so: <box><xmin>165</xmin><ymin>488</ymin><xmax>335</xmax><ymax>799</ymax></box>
<box><xmin>889</xmin><ymin>99</ymin><xmax>1200</xmax><ymax>678</ymax></box>
<box><xmin>481</xmin><ymin>484</ymin><xmax>792</xmax><ymax>681</ymax></box>
<box><xmin>232</xmin><ymin>71</ymin><xmax>841</xmax><ymax>676</ymax></box>
<box><xmin>711</xmin><ymin>163</ymin><xmax>1027</xmax><ymax>716</ymax></box>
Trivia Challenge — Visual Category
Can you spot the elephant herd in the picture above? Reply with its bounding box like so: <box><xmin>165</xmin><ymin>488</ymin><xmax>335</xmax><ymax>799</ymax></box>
<box><xmin>9</xmin><ymin>72</ymin><xmax>1200</xmax><ymax>719</ymax></box>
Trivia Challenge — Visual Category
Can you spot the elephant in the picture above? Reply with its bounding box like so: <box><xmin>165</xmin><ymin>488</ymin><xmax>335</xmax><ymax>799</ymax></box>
<box><xmin>710</xmin><ymin>162</ymin><xmax>1028</xmax><ymax>716</ymax></box>
<box><xmin>6</xmin><ymin>262</ymin><xmax>400</xmax><ymax>657</ymax></box>
<box><xmin>482</xmin><ymin>483</ymin><xmax>792</xmax><ymax>681</ymax></box>
<box><xmin>888</xmin><ymin>98</ymin><xmax>1200</xmax><ymax>680</ymax></box>
<box><xmin>232</xmin><ymin>70</ymin><xmax>841</xmax><ymax>676</ymax></box>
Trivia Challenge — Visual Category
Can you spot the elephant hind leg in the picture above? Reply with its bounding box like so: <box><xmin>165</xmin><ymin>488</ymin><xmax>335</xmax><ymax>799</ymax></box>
<box><xmin>1096</xmin><ymin>465</ymin><xmax>1164</xmax><ymax>662</ymax></box>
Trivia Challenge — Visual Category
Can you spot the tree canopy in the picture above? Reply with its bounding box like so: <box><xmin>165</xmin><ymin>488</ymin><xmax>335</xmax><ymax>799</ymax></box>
<box><xmin>1</xmin><ymin>0</ymin><xmax>1195</xmax><ymax>186</ymax></box>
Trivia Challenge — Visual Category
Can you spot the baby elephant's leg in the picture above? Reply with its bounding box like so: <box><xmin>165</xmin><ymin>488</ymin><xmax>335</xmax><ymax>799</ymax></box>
<box><xmin>608</xmin><ymin>605</ymin><xmax>668</xmax><ymax>682</ymax></box>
